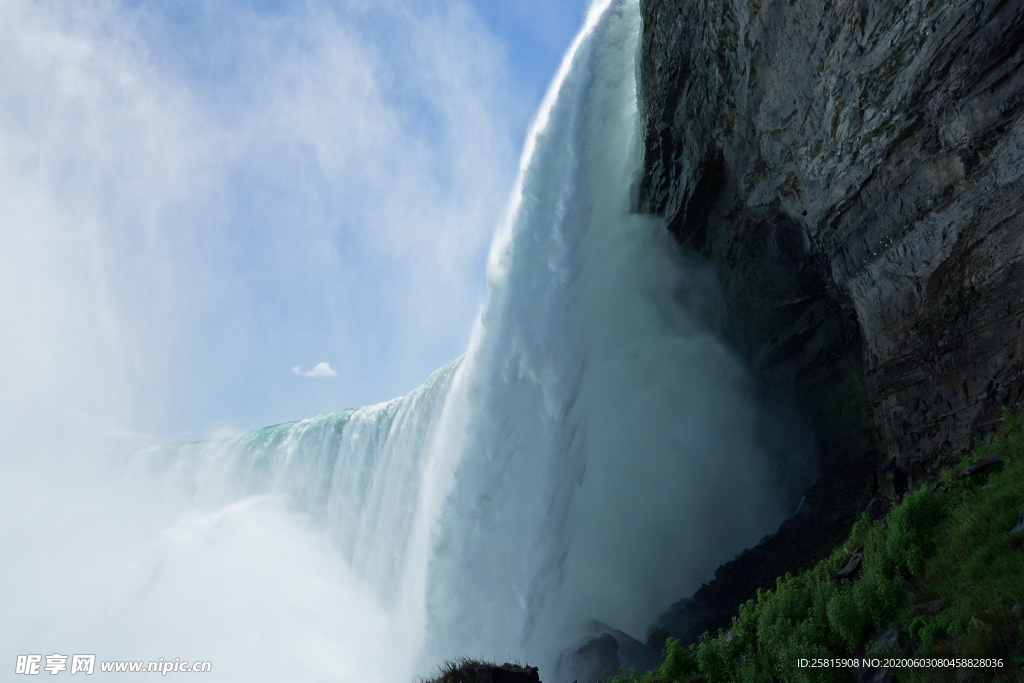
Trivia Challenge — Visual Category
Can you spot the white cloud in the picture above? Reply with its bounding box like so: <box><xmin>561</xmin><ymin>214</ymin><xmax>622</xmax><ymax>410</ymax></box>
<box><xmin>296</xmin><ymin>362</ymin><xmax>338</xmax><ymax>378</ymax></box>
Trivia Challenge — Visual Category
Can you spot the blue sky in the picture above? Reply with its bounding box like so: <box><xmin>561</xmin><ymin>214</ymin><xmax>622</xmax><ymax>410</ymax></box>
<box><xmin>0</xmin><ymin>0</ymin><xmax>590</xmax><ymax>443</ymax></box>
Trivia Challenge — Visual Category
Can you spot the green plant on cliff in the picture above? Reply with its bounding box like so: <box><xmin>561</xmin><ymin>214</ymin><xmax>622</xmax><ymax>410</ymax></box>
<box><xmin>420</xmin><ymin>658</ymin><xmax>536</xmax><ymax>683</ymax></box>
<box><xmin>608</xmin><ymin>408</ymin><xmax>1024</xmax><ymax>683</ymax></box>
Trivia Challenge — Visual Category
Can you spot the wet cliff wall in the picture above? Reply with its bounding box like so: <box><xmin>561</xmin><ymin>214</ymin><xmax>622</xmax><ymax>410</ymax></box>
<box><xmin>640</xmin><ymin>0</ymin><xmax>1024</xmax><ymax>496</ymax></box>
<box><xmin>629</xmin><ymin>0</ymin><xmax>1024</xmax><ymax>651</ymax></box>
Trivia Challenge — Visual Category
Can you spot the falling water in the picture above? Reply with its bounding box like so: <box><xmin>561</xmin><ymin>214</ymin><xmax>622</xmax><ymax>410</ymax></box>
<box><xmin>98</xmin><ymin>0</ymin><xmax>805</xmax><ymax>680</ymax></box>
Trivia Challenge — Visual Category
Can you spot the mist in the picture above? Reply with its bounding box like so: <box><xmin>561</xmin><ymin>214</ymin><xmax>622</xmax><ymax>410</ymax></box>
<box><xmin>0</xmin><ymin>0</ymin><xmax>532</xmax><ymax>444</ymax></box>
<box><xmin>0</xmin><ymin>0</ymin><xmax>533</xmax><ymax>678</ymax></box>
<box><xmin>0</xmin><ymin>1</ymin><xmax>810</xmax><ymax>681</ymax></box>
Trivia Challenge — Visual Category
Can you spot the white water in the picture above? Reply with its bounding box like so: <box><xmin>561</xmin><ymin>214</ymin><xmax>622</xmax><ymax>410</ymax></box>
<box><xmin>1</xmin><ymin>1</ymin><xmax>808</xmax><ymax>680</ymax></box>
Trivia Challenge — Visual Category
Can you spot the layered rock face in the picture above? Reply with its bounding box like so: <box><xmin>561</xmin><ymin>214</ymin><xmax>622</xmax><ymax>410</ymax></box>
<box><xmin>629</xmin><ymin>0</ymin><xmax>1024</xmax><ymax>654</ymax></box>
<box><xmin>640</xmin><ymin>0</ymin><xmax>1024</xmax><ymax>494</ymax></box>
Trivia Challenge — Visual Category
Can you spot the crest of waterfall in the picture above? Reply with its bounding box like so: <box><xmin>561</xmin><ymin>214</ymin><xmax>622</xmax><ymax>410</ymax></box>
<box><xmin>118</xmin><ymin>0</ymin><xmax>807</xmax><ymax>680</ymax></box>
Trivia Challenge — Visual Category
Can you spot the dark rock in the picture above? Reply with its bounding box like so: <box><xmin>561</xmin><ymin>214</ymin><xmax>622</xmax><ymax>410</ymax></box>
<box><xmin>833</xmin><ymin>550</ymin><xmax>863</xmax><ymax>580</ymax></box>
<box><xmin>646</xmin><ymin>629</ymin><xmax>671</xmax><ymax>656</ymax></box>
<box><xmin>955</xmin><ymin>453</ymin><xmax>1006</xmax><ymax>479</ymax></box>
<box><xmin>866</xmin><ymin>497</ymin><xmax>892</xmax><ymax>522</ymax></box>
<box><xmin>557</xmin><ymin>621</ymin><xmax>660</xmax><ymax>683</ymax></box>
<box><xmin>647</xmin><ymin>597</ymin><xmax>720</xmax><ymax>653</ymax></box>
<box><xmin>602</xmin><ymin>628</ymin><xmax>660</xmax><ymax>675</ymax></box>
<box><xmin>640</xmin><ymin>0</ymin><xmax>1024</xmax><ymax>497</ymax></box>
<box><xmin>473</xmin><ymin>667</ymin><xmax>541</xmax><ymax>683</ymax></box>
<box><xmin>639</xmin><ymin>0</ymin><xmax>1024</xmax><ymax>648</ymax></box>
<box><xmin>647</xmin><ymin>452</ymin><xmax>875</xmax><ymax>649</ymax></box>
<box><xmin>972</xmin><ymin>616</ymin><xmax>990</xmax><ymax>630</ymax></box>
<box><xmin>555</xmin><ymin>633</ymin><xmax>618</xmax><ymax>683</ymax></box>
<box><xmin>425</xmin><ymin>662</ymin><xmax>541</xmax><ymax>683</ymax></box>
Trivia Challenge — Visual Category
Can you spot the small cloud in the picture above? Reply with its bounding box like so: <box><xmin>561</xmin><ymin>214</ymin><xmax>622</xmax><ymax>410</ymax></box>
<box><xmin>305</xmin><ymin>362</ymin><xmax>338</xmax><ymax>377</ymax></box>
<box><xmin>293</xmin><ymin>362</ymin><xmax>338</xmax><ymax>378</ymax></box>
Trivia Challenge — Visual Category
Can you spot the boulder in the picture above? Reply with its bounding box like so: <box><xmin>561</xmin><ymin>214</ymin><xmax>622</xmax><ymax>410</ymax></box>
<box><xmin>955</xmin><ymin>453</ymin><xmax>1006</xmax><ymax>479</ymax></box>
<box><xmin>555</xmin><ymin>621</ymin><xmax>661</xmax><ymax>683</ymax></box>
<box><xmin>555</xmin><ymin>634</ymin><xmax>618</xmax><ymax>683</ymax></box>
<box><xmin>833</xmin><ymin>551</ymin><xmax>863</xmax><ymax>580</ymax></box>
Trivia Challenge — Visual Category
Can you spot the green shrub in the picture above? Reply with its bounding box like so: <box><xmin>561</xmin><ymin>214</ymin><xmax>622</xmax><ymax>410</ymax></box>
<box><xmin>608</xmin><ymin>407</ymin><xmax>1024</xmax><ymax>683</ymax></box>
<box><xmin>420</xmin><ymin>658</ymin><xmax>536</xmax><ymax>683</ymax></box>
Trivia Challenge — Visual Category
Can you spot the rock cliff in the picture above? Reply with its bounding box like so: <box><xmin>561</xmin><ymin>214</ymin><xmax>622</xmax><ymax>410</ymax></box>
<box><xmin>638</xmin><ymin>0</ymin><xmax>1024</xmax><ymax>651</ymax></box>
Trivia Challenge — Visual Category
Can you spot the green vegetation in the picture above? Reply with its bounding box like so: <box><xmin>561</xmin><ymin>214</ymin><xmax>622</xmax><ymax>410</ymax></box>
<box><xmin>610</xmin><ymin>408</ymin><xmax>1024</xmax><ymax>682</ymax></box>
<box><xmin>420</xmin><ymin>658</ymin><xmax>537</xmax><ymax>683</ymax></box>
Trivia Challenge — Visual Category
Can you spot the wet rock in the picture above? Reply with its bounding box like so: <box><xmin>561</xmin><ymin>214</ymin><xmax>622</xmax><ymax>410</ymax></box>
<box><xmin>602</xmin><ymin>629</ymin><xmax>660</xmax><ymax>675</ymax></box>
<box><xmin>647</xmin><ymin>457</ymin><xmax>876</xmax><ymax>649</ymax></box>
<box><xmin>833</xmin><ymin>551</ymin><xmax>863</xmax><ymax>580</ymax></box>
<box><xmin>561</xmin><ymin>622</ymin><xmax>663</xmax><ymax>683</ymax></box>
<box><xmin>555</xmin><ymin>634</ymin><xmax>618</xmax><ymax>683</ymax></box>
<box><xmin>640</xmin><ymin>0</ymin><xmax>1024</xmax><ymax>499</ymax></box>
<box><xmin>556</xmin><ymin>622</ymin><xmax>660</xmax><ymax>683</ymax></box>
<box><xmin>916</xmin><ymin>598</ymin><xmax>945</xmax><ymax>613</ymax></box>
<box><xmin>1011</xmin><ymin>604</ymin><xmax>1022</xmax><ymax>617</ymax></box>
<box><xmin>955</xmin><ymin>454</ymin><xmax>1006</xmax><ymax>479</ymax></box>
<box><xmin>639</xmin><ymin>0</ymin><xmax>1024</xmax><ymax>648</ymax></box>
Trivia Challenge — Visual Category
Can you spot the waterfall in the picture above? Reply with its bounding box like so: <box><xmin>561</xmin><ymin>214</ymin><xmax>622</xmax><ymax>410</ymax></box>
<box><xmin>418</xmin><ymin>0</ymin><xmax>791</xmax><ymax>669</ymax></box>
<box><xmin>114</xmin><ymin>0</ymin><xmax>799</xmax><ymax>680</ymax></box>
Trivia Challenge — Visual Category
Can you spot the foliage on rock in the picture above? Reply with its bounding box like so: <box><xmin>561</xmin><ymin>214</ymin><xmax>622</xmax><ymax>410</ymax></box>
<box><xmin>608</xmin><ymin>409</ymin><xmax>1024</xmax><ymax>682</ymax></box>
<box><xmin>420</xmin><ymin>658</ymin><xmax>540</xmax><ymax>683</ymax></box>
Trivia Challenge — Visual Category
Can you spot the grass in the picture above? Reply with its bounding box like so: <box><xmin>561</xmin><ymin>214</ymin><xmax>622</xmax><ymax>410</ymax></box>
<box><xmin>607</xmin><ymin>407</ymin><xmax>1024</xmax><ymax>682</ymax></box>
<box><xmin>420</xmin><ymin>658</ymin><xmax>539</xmax><ymax>683</ymax></box>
